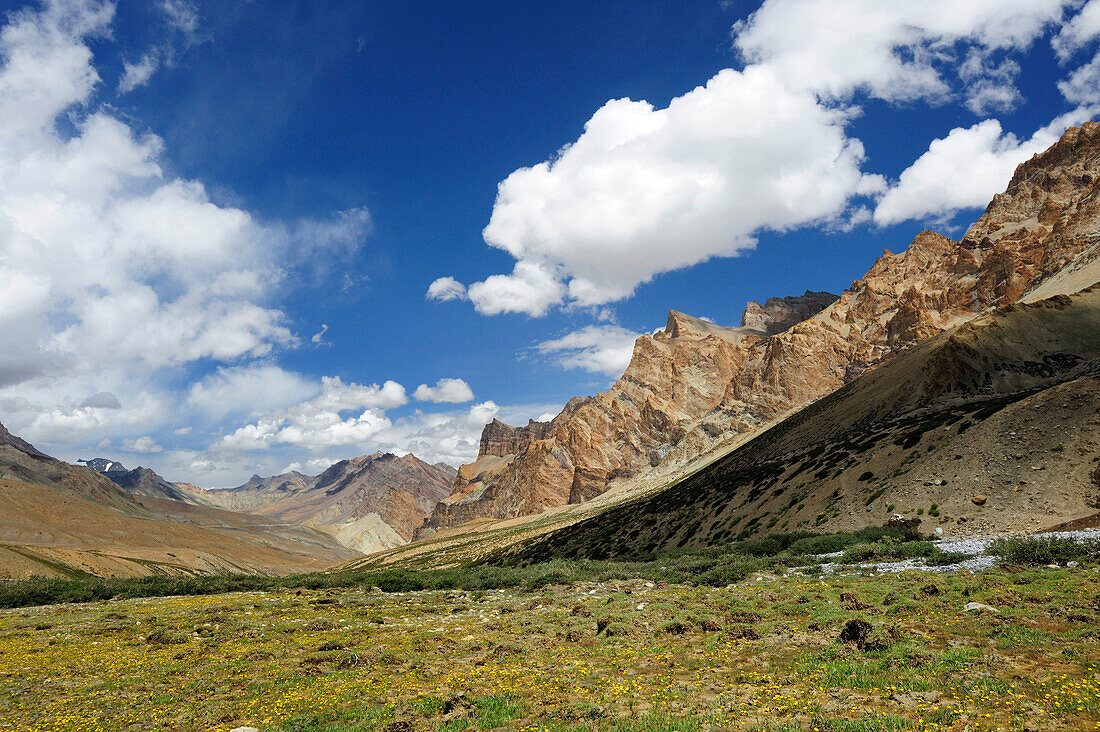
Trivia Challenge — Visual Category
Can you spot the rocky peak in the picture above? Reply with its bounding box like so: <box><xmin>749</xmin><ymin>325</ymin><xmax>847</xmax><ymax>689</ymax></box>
<box><xmin>478</xmin><ymin>418</ymin><xmax>555</xmax><ymax>458</ymax></box>
<box><xmin>739</xmin><ymin>290</ymin><xmax>839</xmax><ymax>335</ymax></box>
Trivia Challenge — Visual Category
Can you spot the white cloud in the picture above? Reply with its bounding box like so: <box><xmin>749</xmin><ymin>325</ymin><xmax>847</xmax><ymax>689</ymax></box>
<box><xmin>118</xmin><ymin>51</ymin><xmax>159</xmax><ymax>93</ymax></box>
<box><xmin>434</xmin><ymin>0</ymin><xmax>1072</xmax><ymax>316</ymax></box>
<box><xmin>310</xmin><ymin>323</ymin><xmax>329</xmax><ymax>346</ymax></box>
<box><xmin>467</xmin><ymin>261</ymin><xmax>566</xmax><ymax>316</ymax></box>
<box><xmin>0</xmin><ymin>1</ymin><xmax>371</xmax><ymax>458</ymax></box>
<box><xmin>732</xmin><ymin>0</ymin><xmax>1067</xmax><ymax>102</ymax></box>
<box><xmin>1053</xmin><ymin>0</ymin><xmax>1100</xmax><ymax>59</ymax></box>
<box><xmin>468</xmin><ymin>71</ymin><xmax>871</xmax><ymax>313</ymax></box>
<box><xmin>413</xmin><ymin>378</ymin><xmax>475</xmax><ymax>403</ymax></box>
<box><xmin>958</xmin><ymin>52</ymin><xmax>1022</xmax><ymax>115</ymax></box>
<box><xmin>535</xmin><ymin>325</ymin><xmax>641</xmax><ymax>376</ymax></box>
<box><xmin>160</xmin><ymin>0</ymin><xmax>199</xmax><ymax>36</ymax></box>
<box><xmin>873</xmin><ymin>119</ymin><xmax>1067</xmax><ymax>226</ymax></box>
<box><xmin>187</xmin><ymin>365</ymin><xmax>319</xmax><ymax>422</ymax></box>
<box><xmin>426</xmin><ymin>276</ymin><xmax>467</xmax><ymax>302</ymax></box>
<box><xmin>217</xmin><ymin>377</ymin><xmax>407</xmax><ymax>453</ymax></box>
<box><xmin>122</xmin><ymin>435</ymin><xmax>163</xmax><ymax>453</ymax></box>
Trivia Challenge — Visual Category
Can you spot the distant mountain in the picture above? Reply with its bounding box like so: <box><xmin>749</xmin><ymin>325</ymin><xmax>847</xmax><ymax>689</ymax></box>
<box><xmin>77</xmin><ymin>458</ymin><xmax>199</xmax><ymax>503</ymax></box>
<box><xmin>196</xmin><ymin>471</ymin><xmax>314</xmax><ymax>512</ymax></box>
<box><xmin>76</xmin><ymin>457</ymin><xmax>128</xmax><ymax>474</ymax></box>
<box><xmin>0</xmin><ymin>424</ymin><xmax>358</xmax><ymax>579</ymax></box>
<box><xmin>205</xmin><ymin>454</ymin><xmax>457</xmax><ymax>554</ymax></box>
<box><xmin>510</xmin><ymin>284</ymin><xmax>1100</xmax><ymax>562</ymax></box>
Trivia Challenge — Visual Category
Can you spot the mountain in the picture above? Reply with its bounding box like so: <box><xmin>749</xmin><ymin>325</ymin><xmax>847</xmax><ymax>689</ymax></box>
<box><xmin>0</xmin><ymin>424</ymin><xmax>358</xmax><ymax>578</ymax></box>
<box><xmin>198</xmin><ymin>454</ymin><xmax>457</xmax><ymax>555</ymax></box>
<box><xmin>79</xmin><ymin>458</ymin><xmax>200</xmax><ymax>504</ymax></box>
<box><xmin>509</xmin><ymin>284</ymin><xmax>1100</xmax><ymax>561</ymax></box>
<box><xmin>421</xmin><ymin>120</ymin><xmax>1100</xmax><ymax>536</ymax></box>
<box><xmin>194</xmin><ymin>471</ymin><xmax>314</xmax><ymax>512</ymax></box>
<box><xmin>76</xmin><ymin>457</ymin><xmax>128</xmax><ymax>474</ymax></box>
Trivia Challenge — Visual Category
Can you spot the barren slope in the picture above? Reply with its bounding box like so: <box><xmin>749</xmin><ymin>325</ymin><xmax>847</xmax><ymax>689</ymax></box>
<box><xmin>0</xmin><ymin>425</ymin><xmax>358</xmax><ymax>578</ymax></box>
<box><xmin>508</xmin><ymin>286</ymin><xmax>1100</xmax><ymax>561</ymax></box>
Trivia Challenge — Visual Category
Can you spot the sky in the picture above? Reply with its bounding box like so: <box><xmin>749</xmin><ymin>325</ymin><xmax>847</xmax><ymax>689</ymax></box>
<box><xmin>0</xmin><ymin>0</ymin><xmax>1098</xmax><ymax>487</ymax></box>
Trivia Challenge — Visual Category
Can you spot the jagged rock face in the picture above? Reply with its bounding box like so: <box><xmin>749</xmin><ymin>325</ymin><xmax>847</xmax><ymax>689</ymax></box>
<box><xmin>423</xmin><ymin>121</ymin><xmax>1100</xmax><ymax>535</ymax></box>
<box><xmin>479</xmin><ymin>419</ymin><xmax>556</xmax><ymax>458</ymax></box>
<box><xmin>740</xmin><ymin>291</ymin><xmax>840</xmax><ymax>335</ymax></box>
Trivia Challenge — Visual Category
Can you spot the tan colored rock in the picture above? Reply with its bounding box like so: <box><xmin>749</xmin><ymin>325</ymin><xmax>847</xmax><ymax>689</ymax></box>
<box><xmin>423</xmin><ymin>121</ymin><xmax>1100</xmax><ymax>534</ymax></box>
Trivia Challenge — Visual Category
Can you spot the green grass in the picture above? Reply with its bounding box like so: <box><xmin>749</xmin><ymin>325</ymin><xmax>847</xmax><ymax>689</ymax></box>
<box><xmin>0</xmin><ymin>527</ymin><xmax>926</xmax><ymax>609</ymax></box>
<box><xmin>2</xmin><ymin>566</ymin><xmax>1098</xmax><ymax>731</ymax></box>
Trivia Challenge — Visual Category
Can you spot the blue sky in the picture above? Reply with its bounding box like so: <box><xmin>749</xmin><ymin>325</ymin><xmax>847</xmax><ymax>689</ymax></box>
<box><xmin>1</xmin><ymin>0</ymin><xmax>1098</xmax><ymax>486</ymax></box>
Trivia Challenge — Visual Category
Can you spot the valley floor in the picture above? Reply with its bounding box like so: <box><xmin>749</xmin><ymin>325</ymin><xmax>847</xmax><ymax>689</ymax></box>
<box><xmin>2</xmin><ymin>568</ymin><xmax>1099</xmax><ymax>731</ymax></box>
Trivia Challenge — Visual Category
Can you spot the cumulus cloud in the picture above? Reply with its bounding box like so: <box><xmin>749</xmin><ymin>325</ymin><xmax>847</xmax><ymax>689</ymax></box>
<box><xmin>310</xmin><ymin>324</ymin><xmax>329</xmax><ymax>346</ymax></box>
<box><xmin>122</xmin><ymin>435</ymin><xmax>162</xmax><ymax>453</ymax></box>
<box><xmin>217</xmin><ymin>377</ymin><xmax>407</xmax><ymax>453</ymax></box>
<box><xmin>873</xmin><ymin>120</ymin><xmax>1059</xmax><ymax>226</ymax></box>
<box><xmin>426</xmin><ymin>276</ymin><xmax>467</xmax><ymax>302</ymax></box>
<box><xmin>732</xmin><ymin>0</ymin><xmax>1067</xmax><ymax>101</ymax></box>
<box><xmin>432</xmin><ymin>0</ymin><xmax>1074</xmax><ymax>316</ymax></box>
<box><xmin>535</xmin><ymin>325</ymin><xmax>642</xmax><ymax>377</ymax></box>
<box><xmin>413</xmin><ymin>378</ymin><xmax>475</xmax><ymax>403</ymax></box>
<box><xmin>0</xmin><ymin>0</ymin><xmax>371</xmax><ymax>454</ymax></box>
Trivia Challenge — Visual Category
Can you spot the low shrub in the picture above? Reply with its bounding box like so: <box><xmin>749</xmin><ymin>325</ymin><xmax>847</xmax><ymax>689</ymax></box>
<box><xmin>988</xmin><ymin>536</ymin><xmax>1100</xmax><ymax>566</ymax></box>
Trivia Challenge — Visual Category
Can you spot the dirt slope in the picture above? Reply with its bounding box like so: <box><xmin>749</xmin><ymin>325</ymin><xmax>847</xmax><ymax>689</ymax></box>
<box><xmin>0</xmin><ymin>424</ymin><xmax>359</xmax><ymax>578</ymax></box>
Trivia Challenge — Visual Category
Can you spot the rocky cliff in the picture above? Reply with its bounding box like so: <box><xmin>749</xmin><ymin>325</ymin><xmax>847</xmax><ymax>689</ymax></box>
<box><xmin>740</xmin><ymin>291</ymin><xmax>840</xmax><ymax>335</ymax></box>
<box><xmin>422</xmin><ymin>121</ymin><xmax>1100</xmax><ymax>535</ymax></box>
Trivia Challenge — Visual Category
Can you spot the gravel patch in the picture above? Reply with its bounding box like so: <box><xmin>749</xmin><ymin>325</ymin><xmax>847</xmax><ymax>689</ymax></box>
<box><xmin>807</xmin><ymin>528</ymin><xmax>1100</xmax><ymax>575</ymax></box>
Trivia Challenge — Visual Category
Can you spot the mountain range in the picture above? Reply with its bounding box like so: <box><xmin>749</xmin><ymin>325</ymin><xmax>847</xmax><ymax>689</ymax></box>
<box><xmin>4</xmin><ymin>121</ymin><xmax>1100</xmax><ymax>577</ymax></box>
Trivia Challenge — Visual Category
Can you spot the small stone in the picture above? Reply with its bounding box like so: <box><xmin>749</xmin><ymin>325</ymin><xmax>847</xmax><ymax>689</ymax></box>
<box><xmin>933</xmin><ymin>527</ymin><xmax>943</xmax><ymax>537</ymax></box>
<box><xmin>230</xmin><ymin>728</ymin><xmax>260</xmax><ymax>732</ymax></box>
<box><xmin>1046</xmin><ymin>563</ymin><xmax>1060</xmax><ymax>569</ymax></box>
<box><xmin>635</xmin><ymin>603</ymin><xmax>645</xmax><ymax>610</ymax></box>
<box><xmin>971</xmin><ymin>495</ymin><xmax>987</xmax><ymax>505</ymax></box>
<box><xmin>1067</xmin><ymin>561</ymin><xmax>1080</xmax><ymax>568</ymax></box>
<box><xmin>963</xmin><ymin>602</ymin><xmax>999</xmax><ymax>614</ymax></box>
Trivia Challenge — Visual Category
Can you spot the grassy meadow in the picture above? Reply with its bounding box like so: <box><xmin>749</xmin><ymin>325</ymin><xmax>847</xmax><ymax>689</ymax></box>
<box><xmin>2</xmin><ymin>550</ymin><xmax>1099</xmax><ymax>731</ymax></box>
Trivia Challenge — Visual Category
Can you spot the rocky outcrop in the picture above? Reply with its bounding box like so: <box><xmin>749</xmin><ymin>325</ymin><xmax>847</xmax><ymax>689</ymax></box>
<box><xmin>423</xmin><ymin>121</ymin><xmax>1100</xmax><ymax>534</ymax></box>
<box><xmin>740</xmin><ymin>291</ymin><xmax>839</xmax><ymax>335</ymax></box>
<box><xmin>479</xmin><ymin>419</ymin><xmax>556</xmax><ymax>458</ymax></box>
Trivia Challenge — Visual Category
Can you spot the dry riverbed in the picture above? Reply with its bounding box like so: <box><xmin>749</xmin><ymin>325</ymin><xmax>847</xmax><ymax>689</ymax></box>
<box><xmin>1</xmin><ymin>568</ymin><xmax>1098</xmax><ymax>732</ymax></box>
